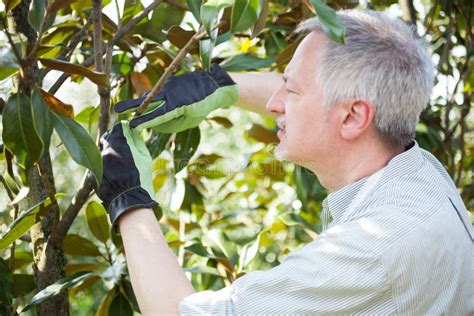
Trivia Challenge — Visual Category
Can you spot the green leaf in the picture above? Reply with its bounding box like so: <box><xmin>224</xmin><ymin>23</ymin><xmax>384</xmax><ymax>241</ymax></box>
<box><xmin>0</xmin><ymin>67</ymin><xmax>18</xmax><ymax>80</ymax></box>
<box><xmin>85</xmin><ymin>201</ymin><xmax>110</xmax><ymax>243</ymax></box>
<box><xmin>238</xmin><ymin>234</ymin><xmax>261</xmax><ymax>270</ymax></box>
<box><xmin>51</xmin><ymin>112</ymin><xmax>103</xmax><ymax>184</ymax></box>
<box><xmin>186</xmin><ymin>0</ymin><xmax>202</xmax><ymax>22</ymax></box>
<box><xmin>220</xmin><ymin>53</ymin><xmax>274</xmax><ymax>72</ymax></box>
<box><xmin>0</xmin><ymin>258</ymin><xmax>13</xmax><ymax>315</ymax></box>
<box><xmin>63</xmin><ymin>234</ymin><xmax>102</xmax><ymax>257</ymax></box>
<box><xmin>2</xmin><ymin>0</ymin><xmax>21</xmax><ymax>11</ymax></box>
<box><xmin>184</xmin><ymin>266</ymin><xmax>223</xmax><ymax>277</ymax></box>
<box><xmin>231</xmin><ymin>0</ymin><xmax>260</xmax><ymax>33</ymax></box>
<box><xmin>251</xmin><ymin>0</ymin><xmax>268</xmax><ymax>38</ymax></box>
<box><xmin>96</xmin><ymin>289</ymin><xmax>115</xmax><ymax>316</ymax></box>
<box><xmin>108</xmin><ymin>292</ymin><xmax>133</xmax><ymax>316</ymax></box>
<box><xmin>200</xmin><ymin>0</ymin><xmax>234</xmax><ymax>36</ymax></box>
<box><xmin>174</xmin><ymin>126</ymin><xmax>201</xmax><ymax>173</ymax></box>
<box><xmin>28</xmin><ymin>0</ymin><xmax>46</xmax><ymax>32</ymax></box>
<box><xmin>199</xmin><ymin>36</ymin><xmax>216</xmax><ymax>70</ymax></box>
<box><xmin>21</xmin><ymin>272</ymin><xmax>93</xmax><ymax>313</ymax></box>
<box><xmin>185</xmin><ymin>243</ymin><xmax>213</xmax><ymax>258</ymax></box>
<box><xmin>49</xmin><ymin>0</ymin><xmax>78</xmax><ymax>14</ymax></box>
<box><xmin>310</xmin><ymin>0</ymin><xmax>345</xmax><ymax>44</ymax></box>
<box><xmin>120</xmin><ymin>280</ymin><xmax>140</xmax><ymax>312</ymax></box>
<box><xmin>0</xmin><ymin>196</ymin><xmax>62</xmax><ymax>249</ymax></box>
<box><xmin>31</xmin><ymin>87</ymin><xmax>53</xmax><ymax>153</ymax></box>
<box><xmin>10</xmin><ymin>250</ymin><xmax>33</xmax><ymax>270</ymax></box>
<box><xmin>2</xmin><ymin>93</ymin><xmax>44</xmax><ymax>168</ymax></box>
<box><xmin>39</xmin><ymin>58</ymin><xmax>109</xmax><ymax>87</ymax></box>
<box><xmin>12</xmin><ymin>274</ymin><xmax>36</xmax><ymax>297</ymax></box>
<box><xmin>137</xmin><ymin>2</ymin><xmax>185</xmax><ymax>42</ymax></box>
<box><xmin>147</xmin><ymin>132</ymin><xmax>171</xmax><ymax>159</ymax></box>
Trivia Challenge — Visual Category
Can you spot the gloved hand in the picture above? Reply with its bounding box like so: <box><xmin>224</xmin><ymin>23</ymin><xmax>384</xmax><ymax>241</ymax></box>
<box><xmin>114</xmin><ymin>64</ymin><xmax>239</xmax><ymax>133</ymax></box>
<box><xmin>95</xmin><ymin>121</ymin><xmax>159</xmax><ymax>227</ymax></box>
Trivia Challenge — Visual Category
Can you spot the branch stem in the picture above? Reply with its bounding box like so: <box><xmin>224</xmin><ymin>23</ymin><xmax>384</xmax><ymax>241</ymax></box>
<box><xmin>135</xmin><ymin>28</ymin><xmax>207</xmax><ymax>114</ymax></box>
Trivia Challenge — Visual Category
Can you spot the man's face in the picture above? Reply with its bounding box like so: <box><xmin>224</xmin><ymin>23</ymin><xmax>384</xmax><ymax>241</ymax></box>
<box><xmin>266</xmin><ymin>32</ymin><xmax>336</xmax><ymax>172</ymax></box>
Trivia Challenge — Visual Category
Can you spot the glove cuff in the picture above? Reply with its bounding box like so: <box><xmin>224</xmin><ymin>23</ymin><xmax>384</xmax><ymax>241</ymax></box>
<box><xmin>106</xmin><ymin>186</ymin><xmax>159</xmax><ymax>227</ymax></box>
<box><xmin>209</xmin><ymin>64</ymin><xmax>236</xmax><ymax>87</ymax></box>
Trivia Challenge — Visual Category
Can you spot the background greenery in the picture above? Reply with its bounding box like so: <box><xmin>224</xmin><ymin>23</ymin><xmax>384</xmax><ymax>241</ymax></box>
<box><xmin>0</xmin><ymin>0</ymin><xmax>472</xmax><ymax>315</ymax></box>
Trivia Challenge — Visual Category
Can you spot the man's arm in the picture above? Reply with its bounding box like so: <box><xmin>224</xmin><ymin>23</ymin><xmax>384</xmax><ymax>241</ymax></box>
<box><xmin>229</xmin><ymin>71</ymin><xmax>283</xmax><ymax>117</ymax></box>
<box><xmin>119</xmin><ymin>208</ymin><xmax>195</xmax><ymax>315</ymax></box>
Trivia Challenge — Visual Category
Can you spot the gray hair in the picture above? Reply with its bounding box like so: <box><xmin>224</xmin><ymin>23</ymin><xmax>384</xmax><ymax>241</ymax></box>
<box><xmin>296</xmin><ymin>10</ymin><xmax>435</xmax><ymax>148</ymax></box>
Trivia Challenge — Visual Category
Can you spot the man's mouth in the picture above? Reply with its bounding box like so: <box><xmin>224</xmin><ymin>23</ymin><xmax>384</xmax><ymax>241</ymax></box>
<box><xmin>276</xmin><ymin>117</ymin><xmax>286</xmax><ymax>134</ymax></box>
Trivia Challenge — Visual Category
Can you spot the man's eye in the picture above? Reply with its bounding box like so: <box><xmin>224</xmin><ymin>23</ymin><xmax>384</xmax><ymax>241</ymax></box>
<box><xmin>286</xmin><ymin>89</ymin><xmax>297</xmax><ymax>94</ymax></box>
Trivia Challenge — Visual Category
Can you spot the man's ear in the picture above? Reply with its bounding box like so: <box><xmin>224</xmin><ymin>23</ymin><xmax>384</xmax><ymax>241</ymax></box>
<box><xmin>339</xmin><ymin>100</ymin><xmax>375</xmax><ymax>140</ymax></box>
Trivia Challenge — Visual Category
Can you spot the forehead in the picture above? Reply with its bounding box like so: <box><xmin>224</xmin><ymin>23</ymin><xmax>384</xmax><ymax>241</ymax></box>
<box><xmin>285</xmin><ymin>32</ymin><xmax>326</xmax><ymax>86</ymax></box>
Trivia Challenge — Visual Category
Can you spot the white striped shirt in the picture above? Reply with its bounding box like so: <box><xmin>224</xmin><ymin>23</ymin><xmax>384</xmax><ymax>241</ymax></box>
<box><xmin>179</xmin><ymin>142</ymin><xmax>474</xmax><ymax>315</ymax></box>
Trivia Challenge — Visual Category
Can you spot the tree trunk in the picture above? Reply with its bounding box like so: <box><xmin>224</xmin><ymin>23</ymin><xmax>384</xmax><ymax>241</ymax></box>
<box><xmin>11</xmin><ymin>1</ymin><xmax>69</xmax><ymax>315</ymax></box>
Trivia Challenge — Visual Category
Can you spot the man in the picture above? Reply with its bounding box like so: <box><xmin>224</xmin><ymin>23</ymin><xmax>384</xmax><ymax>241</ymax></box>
<box><xmin>96</xmin><ymin>9</ymin><xmax>474</xmax><ymax>315</ymax></box>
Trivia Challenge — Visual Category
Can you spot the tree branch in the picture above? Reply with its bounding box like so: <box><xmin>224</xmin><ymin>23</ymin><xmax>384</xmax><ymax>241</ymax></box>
<box><xmin>135</xmin><ymin>27</ymin><xmax>207</xmax><ymax>114</ymax></box>
<box><xmin>1</xmin><ymin>15</ymin><xmax>22</xmax><ymax>65</ymax></box>
<box><xmin>399</xmin><ymin>0</ymin><xmax>417</xmax><ymax>25</ymax></box>
<box><xmin>48</xmin><ymin>0</ymin><xmax>163</xmax><ymax>95</ymax></box>
<box><xmin>52</xmin><ymin>173</ymin><xmax>94</xmax><ymax>244</ymax></box>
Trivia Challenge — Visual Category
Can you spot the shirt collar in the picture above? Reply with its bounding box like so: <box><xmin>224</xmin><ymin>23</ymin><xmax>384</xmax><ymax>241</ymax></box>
<box><xmin>322</xmin><ymin>141</ymin><xmax>423</xmax><ymax>226</ymax></box>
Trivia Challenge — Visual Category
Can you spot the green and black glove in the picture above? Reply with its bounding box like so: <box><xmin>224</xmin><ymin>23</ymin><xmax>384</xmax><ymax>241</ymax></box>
<box><xmin>95</xmin><ymin>121</ymin><xmax>158</xmax><ymax>226</ymax></box>
<box><xmin>114</xmin><ymin>64</ymin><xmax>239</xmax><ymax>133</ymax></box>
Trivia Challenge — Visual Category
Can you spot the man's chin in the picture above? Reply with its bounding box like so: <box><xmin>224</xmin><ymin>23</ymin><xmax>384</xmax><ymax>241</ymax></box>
<box><xmin>274</xmin><ymin>145</ymin><xmax>291</xmax><ymax>162</ymax></box>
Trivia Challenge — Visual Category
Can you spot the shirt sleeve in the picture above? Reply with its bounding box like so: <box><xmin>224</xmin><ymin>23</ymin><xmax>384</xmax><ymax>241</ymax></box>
<box><xmin>179</xmin><ymin>224</ymin><xmax>393</xmax><ymax>315</ymax></box>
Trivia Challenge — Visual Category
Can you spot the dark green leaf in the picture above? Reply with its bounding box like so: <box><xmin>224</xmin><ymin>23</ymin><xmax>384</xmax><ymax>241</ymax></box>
<box><xmin>2</xmin><ymin>93</ymin><xmax>44</xmax><ymax>168</ymax></box>
<box><xmin>0</xmin><ymin>258</ymin><xmax>13</xmax><ymax>315</ymax></box>
<box><xmin>120</xmin><ymin>280</ymin><xmax>140</xmax><ymax>312</ymax></box>
<box><xmin>0</xmin><ymin>196</ymin><xmax>61</xmax><ymax>249</ymax></box>
<box><xmin>182</xmin><ymin>181</ymin><xmax>203</xmax><ymax>211</ymax></box>
<box><xmin>174</xmin><ymin>126</ymin><xmax>201</xmax><ymax>173</ymax></box>
<box><xmin>12</xmin><ymin>274</ymin><xmax>35</xmax><ymax>297</ymax></box>
<box><xmin>231</xmin><ymin>0</ymin><xmax>260</xmax><ymax>33</ymax></box>
<box><xmin>109</xmin><ymin>291</ymin><xmax>133</xmax><ymax>316</ymax></box>
<box><xmin>85</xmin><ymin>201</ymin><xmax>110</xmax><ymax>243</ymax></box>
<box><xmin>51</xmin><ymin>112</ymin><xmax>103</xmax><ymax>184</ymax></box>
<box><xmin>220</xmin><ymin>53</ymin><xmax>274</xmax><ymax>71</ymax></box>
<box><xmin>185</xmin><ymin>243</ymin><xmax>213</xmax><ymax>258</ymax></box>
<box><xmin>186</xmin><ymin>0</ymin><xmax>202</xmax><ymax>22</ymax></box>
<box><xmin>28</xmin><ymin>0</ymin><xmax>46</xmax><ymax>32</ymax></box>
<box><xmin>21</xmin><ymin>272</ymin><xmax>93</xmax><ymax>312</ymax></box>
<box><xmin>310</xmin><ymin>0</ymin><xmax>345</xmax><ymax>44</ymax></box>
<box><xmin>31</xmin><ymin>87</ymin><xmax>53</xmax><ymax>153</ymax></box>
<box><xmin>147</xmin><ymin>132</ymin><xmax>171</xmax><ymax>159</ymax></box>
<box><xmin>63</xmin><ymin>234</ymin><xmax>102</xmax><ymax>257</ymax></box>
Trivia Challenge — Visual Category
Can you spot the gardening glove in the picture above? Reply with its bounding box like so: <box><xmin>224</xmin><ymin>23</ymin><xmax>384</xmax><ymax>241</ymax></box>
<box><xmin>95</xmin><ymin>121</ymin><xmax>159</xmax><ymax>227</ymax></box>
<box><xmin>114</xmin><ymin>64</ymin><xmax>239</xmax><ymax>133</ymax></box>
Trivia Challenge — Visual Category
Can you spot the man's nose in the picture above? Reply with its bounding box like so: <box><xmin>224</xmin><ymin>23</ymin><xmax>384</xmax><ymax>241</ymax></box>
<box><xmin>266</xmin><ymin>85</ymin><xmax>286</xmax><ymax>114</ymax></box>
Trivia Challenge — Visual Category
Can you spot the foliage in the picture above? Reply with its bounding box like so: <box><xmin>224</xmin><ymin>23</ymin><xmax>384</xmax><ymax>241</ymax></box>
<box><xmin>0</xmin><ymin>0</ymin><xmax>472</xmax><ymax>315</ymax></box>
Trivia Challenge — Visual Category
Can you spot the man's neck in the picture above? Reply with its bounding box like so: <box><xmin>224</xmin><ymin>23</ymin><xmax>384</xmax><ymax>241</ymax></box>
<box><xmin>318</xmin><ymin>142</ymin><xmax>404</xmax><ymax>193</ymax></box>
